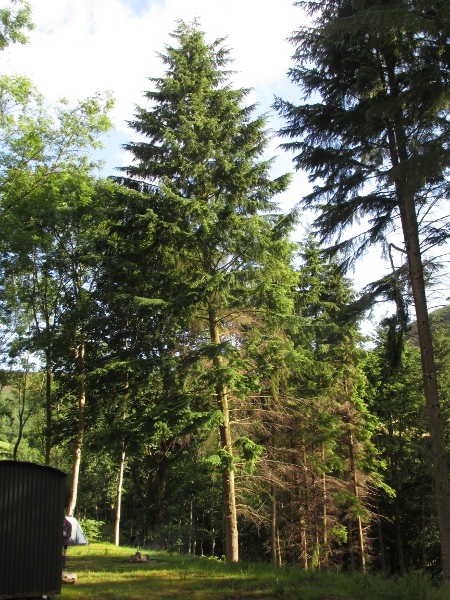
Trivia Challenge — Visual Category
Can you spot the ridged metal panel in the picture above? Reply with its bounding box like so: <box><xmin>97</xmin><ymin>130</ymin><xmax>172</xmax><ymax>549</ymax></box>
<box><xmin>0</xmin><ymin>461</ymin><xmax>66</xmax><ymax>599</ymax></box>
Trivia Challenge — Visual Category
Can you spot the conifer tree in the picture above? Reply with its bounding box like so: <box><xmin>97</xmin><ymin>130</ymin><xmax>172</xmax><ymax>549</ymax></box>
<box><xmin>116</xmin><ymin>21</ymin><xmax>294</xmax><ymax>562</ymax></box>
<box><xmin>276</xmin><ymin>0</ymin><xmax>450</xmax><ymax>578</ymax></box>
<box><xmin>290</xmin><ymin>237</ymin><xmax>379</xmax><ymax>571</ymax></box>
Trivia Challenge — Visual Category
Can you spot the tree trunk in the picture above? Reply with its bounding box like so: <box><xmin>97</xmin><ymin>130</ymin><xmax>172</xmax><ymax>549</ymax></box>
<box><xmin>13</xmin><ymin>356</ymin><xmax>30</xmax><ymax>461</ymax></box>
<box><xmin>322</xmin><ymin>443</ymin><xmax>329</xmax><ymax>568</ymax></box>
<box><xmin>300</xmin><ymin>446</ymin><xmax>309</xmax><ymax>569</ymax></box>
<box><xmin>210</xmin><ymin>474</ymin><xmax>216</xmax><ymax>556</ymax></box>
<box><xmin>375</xmin><ymin>500</ymin><xmax>387</xmax><ymax>577</ymax></box>
<box><xmin>348</xmin><ymin>427</ymin><xmax>366</xmax><ymax>573</ymax></box>
<box><xmin>67</xmin><ymin>338</ymin><xmax>86</xmax><ymax>517</ymax></box>
<box><xmin>45</xmin><ymin>352</ymin><xmax>52</xmax><ymax>466</ymax></box>
<box><xmin>114</xmin><ymin>373</ymin><xmax>128</xmax><ymax>546</ymax></box>
<box><xmin>392</xmin><ymin>469</ymin><xmax>405</xmax><ymax>574</ymax></box>
<box><xmin>13</xmin><ymin>381</ymin><xmax>24</xmax><ymax>461</ymax></box>
<box><xmin>348</xmin><ymin>518</ymin><xmax>355</xmax><ymax>573</ymax></box>
<box><xmin>189</xmin><ymin>493</ymin><xmax>194</xmax><ymax>554</ymax></box>
<box><xmin>155</xmin><ymin>452</ymin><xmax>168</xmax><ymax>529</ymax></box>
<box><xmin>114</xmin><ymin>447</ymin><xmax>126</xmax><ymax>546</ymax></box>
<box><xmin>271</xmin><ymin>484</ymin><xmax>278</xmax><ymax>566</ymax></box>
<box><xmin>209</xmin><ymin>307</ymin><xmax>239</xmax><ymax>563</ymax></box>
<box><xmin>276</xmin><ymin>528</ymin><xmax>282</xmax><ymax>567</ymax></box>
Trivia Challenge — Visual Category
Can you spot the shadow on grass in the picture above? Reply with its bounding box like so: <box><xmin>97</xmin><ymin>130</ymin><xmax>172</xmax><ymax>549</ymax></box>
<box><xmin>60</xmin><ymin>546</ymin><xmax>302</xmax><ymax>600</ymax></box>
<box><xmin>58</xmin><ymin>543</ymin><xmax>450</xmax><ymax>600</ymax></box>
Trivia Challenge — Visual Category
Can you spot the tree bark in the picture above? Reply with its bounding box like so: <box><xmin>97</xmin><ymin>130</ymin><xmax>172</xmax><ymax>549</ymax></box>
<box><xmin>348</xmin><ymin>427</ymin><xmax>366</xmax><ymax>573</ymax></box>
<box><xmin>45</xmin><ymin>352</ymin><xmax>52</xmax><ymax>466</ymax></box>
<box><xmin>114</xmin><ymin>447</ymin><xmax>126</xmax><ymax>546</ymax></box>
<box><xmin>389</xmin><ymin>446</ymin><xmax>405</xmax><ymax>575</ymax></box>
<box><xmin>209</xmin><ymin>307</ymin><xmax>239</xmax><ymax>563</ymax></box>
<box><xmin>210</xmin><ymin>474</ymin><xmax>216</xmax><ymax>556</ymax></box>
<box><xmin>67</xmin><ymin>337</ymin><xmax>86</xmax><ymax>517</ymax></box>
<box><xmin>13</xmin><ymin>356</ymin><xmax>30</xmax><ymax>461</ymax></box>
<box><xmin>322</xmin><ymin>443</ymin><xmax>329</xmax><ymax>568</ymax></box>
<box><xmin>155</xmin><ymin>452</ymin><xmax>168</xmax><ymax>529</ymax></box>
<box><xmin>375</xmin><ymin>500</ymin><xmax>387</xmax><ymax>577</ymax></box>
<box><xmin>300</xmin><ymin>446</ymin><xmax>309</xmax><ymax>569</ymax></box>
<box><xmin>271</xmin><ymin>483</ymin><xmax>278</xmax><ymax>566</ymax></box>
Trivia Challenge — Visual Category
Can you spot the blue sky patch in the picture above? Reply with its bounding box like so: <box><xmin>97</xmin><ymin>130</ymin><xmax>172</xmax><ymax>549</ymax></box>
<box><xmin>118</xmin><ymin>0</ymin><xmax>162</xmax><ymax>17</ymax></box>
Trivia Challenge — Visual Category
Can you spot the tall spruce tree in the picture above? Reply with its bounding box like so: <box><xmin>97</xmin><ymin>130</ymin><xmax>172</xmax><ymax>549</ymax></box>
<box><xmin>275</xmin><ymin>0</ymin><xmax>450</xmax><ymax>579</ymax></box>
<box><xmin>116</xmin><ymin>21</ymin><xmax>294</xmax><ymax>562</ymax></box>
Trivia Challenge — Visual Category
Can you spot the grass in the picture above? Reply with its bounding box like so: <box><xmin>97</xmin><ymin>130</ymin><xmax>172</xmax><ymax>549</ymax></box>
<box><xmin>59</xmin><ymin>543</ymin><xmax>450</xmax><ymax>600</ymax></box>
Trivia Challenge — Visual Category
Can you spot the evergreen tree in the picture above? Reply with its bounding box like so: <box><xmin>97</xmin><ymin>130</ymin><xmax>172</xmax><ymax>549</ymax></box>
<box><xmin>365</xmin><ymin>326</ymin><xmax>433</xmax><ymax>575</ymax></box>
<box><xmin>290</xmin><ymin>238</ymin><xmax>381</xmax><ymax>571</ymax></box>
<box><xmin>275</xmin><ymin>0</ymin><xmax>450</xmax><ymax>578</ymax></box>
<box><xmin>116</xmin><ymin>21</ymin><xmax>294</xmax><ymax>562</ymax></box>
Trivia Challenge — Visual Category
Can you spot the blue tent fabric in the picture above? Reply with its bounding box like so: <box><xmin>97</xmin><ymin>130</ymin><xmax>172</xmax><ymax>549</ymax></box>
<box><xmin>66</xmin><ymin>517</ymin><xmax>88</xmax><ymax>545</ymax></box>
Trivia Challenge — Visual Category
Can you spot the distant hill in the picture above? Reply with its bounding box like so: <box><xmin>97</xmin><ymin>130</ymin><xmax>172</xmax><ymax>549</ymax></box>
<box><xmin>407</xmin><ymin>305</ymin><xmax>450</xmax><ymax>345</ymax></box>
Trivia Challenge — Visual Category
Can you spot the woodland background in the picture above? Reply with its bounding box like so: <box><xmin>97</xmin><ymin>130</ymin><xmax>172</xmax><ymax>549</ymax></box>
<box><xmin>1</xmin><ymin>0</ymin><xmax>450</xmax><ymax>582</ymax></box>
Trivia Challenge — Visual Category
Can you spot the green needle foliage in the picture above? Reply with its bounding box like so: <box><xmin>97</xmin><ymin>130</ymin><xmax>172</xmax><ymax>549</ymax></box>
<box><xmin>115</xmin><ymin>20</ymin><xmax>296</xmax><ymax>562</ymax></box>
<box><xmin>276</xmin><ymin>0</ymin><xmax>450</xmax><ymax>578</ymax></box>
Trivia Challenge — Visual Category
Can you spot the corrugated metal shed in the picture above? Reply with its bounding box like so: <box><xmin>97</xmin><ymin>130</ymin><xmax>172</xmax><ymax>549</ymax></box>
<box><xmin>0</xmin><ymin>461</ymin><xmax>66</xmax><ymax>599</ymax></box>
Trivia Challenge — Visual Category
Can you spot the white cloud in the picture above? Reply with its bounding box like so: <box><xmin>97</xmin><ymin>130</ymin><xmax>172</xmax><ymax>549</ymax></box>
<box><xmin>2</xmin><ymin>0</ymin><xmax>304</xmax><ymax>133</ymax></box>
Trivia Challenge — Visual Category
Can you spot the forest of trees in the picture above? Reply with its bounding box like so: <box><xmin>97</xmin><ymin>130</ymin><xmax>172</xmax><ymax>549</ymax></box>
<box><xmin>1</xmin><ymin>0</ymin><xmax>450</xmax><ymax>581</ymax></box>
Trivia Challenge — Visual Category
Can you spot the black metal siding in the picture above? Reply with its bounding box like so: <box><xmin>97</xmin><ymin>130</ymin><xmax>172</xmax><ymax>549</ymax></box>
<box><xmin>0</xmin><ymin>461</ymin><xmax>66</xmax><ymax>598</ymax></box>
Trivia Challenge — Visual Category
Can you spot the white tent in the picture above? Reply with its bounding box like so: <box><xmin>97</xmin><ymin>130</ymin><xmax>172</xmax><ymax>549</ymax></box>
<box><xmin>66</xmin><ymin>517</ymin><xmax>88</xmax><ymax>545</ymax></box>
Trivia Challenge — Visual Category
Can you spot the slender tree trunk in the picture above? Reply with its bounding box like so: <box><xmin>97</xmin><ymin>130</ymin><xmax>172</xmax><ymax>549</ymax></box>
<box><xmin>375</xmin><ymin>500</ymin><xmax>387</xmax><ymax>577</ymax></box>
<box><xmin>422</xmin><ymin>490</ymin><xmax>428</xmax><ymax>572</ymax></box>
<box><xmin>192</xmin><ymin>516</ymin><xmax>197</xmax><ymax>556</ymax></box>
<box><xmin>68</xmin><ymin>338</ymin><xmax>86</xmax><ymax>517</ymax></box>
<box><xmin>391</xmin><ymin>460</ymin><xmax>405</xmax><ymax>575</ymax></box>
<box><xmin>189</xmin><ymin>493</ymin><xmax>194</xmax><ymax>555</ymax></box>
<box><xmin>114</xmin><ymin>374</ymin><xmax>128</xmax><ymax>546</ymax></box>
<box><xmin>271</xmin><ymin>483</ymin><xmax>278</xmax><ymax>566</ymax></box>
<box><xmin>30</xmin><ymin>260</ymin><xmax>56</xmax><ymax>468</ymax></box>
<box><xmin>13</xmin><ymin>356</ymin><xmax>30</xmax><ymax>461</ymax></box>
<box><xmin>322</xmin><ymin>443</ymin><xmax>329</xmax><ymax>568</ymax></box>
<box><xmin>155</xmin><ymin>453</ymin><xmax>168</xmax><ymax>528</ymax></box>
<box><xmin>45</xmin><ymin>350</ymin><xmax>52</xmax><ymax>466</ymax></box>
<box><xmin>276</xmin><ymin>528</ymin><xmax>282</xmax><ymax>567</ymax></box>
<box><xmin>210</xmin><ymin>474</ymin><xmax>216</xmax><ymax>556</ymax></box>
<box><xmin>300</xmin><ymin>516</ymin><xmax>308</xmax><ymax>570</ymax></box>
<box><xmin>348</xmin><ymin>427</ymin><xmax>366</xmax><ymax>573</ymax></box>
<box><xmin>114</xmin><ymin>447</ymin><xmax>126</xmax><ymax>546</ymax></box>
<box><xmin>270</xmin><ymin>424</ymin><xmax>278</xmax><ymax>566</ymax></box>
<box><xmin>311</xmin><ymin>443</ymin><xmax>320</xmax><ymax>568</ymax></box>
<box><xmin>13</xmin><ymin>382</ymin><xmax>24</xmax><ymax>461</ymax></box>
<box><xmin>348</xmin><ymin>518</ymin><xmax>355</xmax><ymax>572</ymax></box>
<box><xmin>300</xmin><ymin>446</ymin><xmax>309</xmax><ymax>569</ymax></box>
<box><xmin>208</xmin><ymin>307</ymin><xmax>238</xmax><ymax>563</ymax></box>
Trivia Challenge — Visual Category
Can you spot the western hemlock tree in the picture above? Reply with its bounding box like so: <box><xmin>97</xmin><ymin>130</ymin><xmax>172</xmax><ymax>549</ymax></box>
<box><xmin>116</xmin><ymin>21</ymin><xmax>294</xmax><ymax>562</ymax></box>
<box><xmin>275</xmin><ymin>0</ymin><xmax>450</xmax><ymax>579</ymax></box>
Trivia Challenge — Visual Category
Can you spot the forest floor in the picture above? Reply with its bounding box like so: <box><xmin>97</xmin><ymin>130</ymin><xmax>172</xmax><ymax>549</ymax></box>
<box><xmin>59</xmin><ymin>543</ymin><xmax>448</xmax><ymax>600</ymax></box>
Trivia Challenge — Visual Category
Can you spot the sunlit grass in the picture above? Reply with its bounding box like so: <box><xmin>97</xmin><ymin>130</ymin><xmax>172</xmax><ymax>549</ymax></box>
<box><xmin>59</xmin><ymin>543</ymin><xmax>449</xmax><ymax>600</ymax></box>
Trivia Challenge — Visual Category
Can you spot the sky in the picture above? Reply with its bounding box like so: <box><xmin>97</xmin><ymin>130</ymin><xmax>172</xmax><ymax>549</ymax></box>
<box><xmin>3</xmin><ymin>0</ymin><xmax>313</xmax><ymax>205</ymax></box>
<box><xmin>2</xmin><ymin>0</ymin><xmax>407</xmax><ymax>332</ymax></box>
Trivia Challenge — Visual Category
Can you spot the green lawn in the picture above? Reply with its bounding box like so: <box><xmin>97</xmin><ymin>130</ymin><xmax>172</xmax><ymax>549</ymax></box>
<box><xmin>59</xmin><ymin>543</ymin><xmax>448</xmax><ymax>600</ymax></box>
